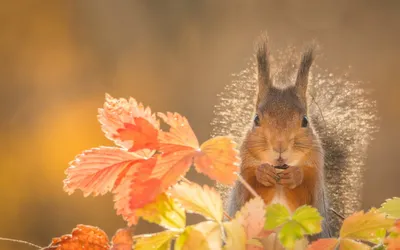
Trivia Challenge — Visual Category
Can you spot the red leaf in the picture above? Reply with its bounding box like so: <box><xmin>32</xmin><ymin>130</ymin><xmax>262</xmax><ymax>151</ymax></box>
<box><xmin>117</xmin><ymin>118</ymin><xmax>159</xmax><ymax>152</ymax></box>
<box><xmin>111</xmin><ymin>228</ymin><xmax>133</xmax><ymax>250</ymax></box>
<box><xmin>306</xmin><ymin>238</ymin><xmax>338</xmax><ymax>250</ymax></box>
<box><xmin>113</xmin><ymin>157</ymin><xmax>158</xmax><ymax>225</ymax></box>
<box><xmin>98</xmin><ymin>94</ymin><xmax>159</xmax><ymax>157</ymax></box>
<box><xmin>64</xmin><ymin>147</ymin><xmax>142</xmax><ymax>196</ymax></box>
<box><xmin>387</xmin><ymin>238</ymin><xmax>400</xmax><ymax>250</ymax></box>
<box><xmin>45</xmin><ymin>224</ymin><xmax>110</xmax><ymax>250</ymax></box>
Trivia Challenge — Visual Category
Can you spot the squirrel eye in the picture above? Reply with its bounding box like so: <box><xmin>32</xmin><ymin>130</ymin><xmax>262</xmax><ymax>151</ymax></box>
<box><xmin>301</xmin><ymin>115</ymin><xmax>308</xmax><ymax>128</ymax></box>
<box><xmin>254</xmin><ymin>115</ymin><xmax>260</xmax><ymax>126</ymax></box>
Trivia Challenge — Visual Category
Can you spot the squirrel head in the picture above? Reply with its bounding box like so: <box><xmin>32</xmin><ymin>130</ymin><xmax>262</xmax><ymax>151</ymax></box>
<box><xmin>245</xmin><ymin>39</ymin><xmax>318</xmax><ymax>167</ymax></box>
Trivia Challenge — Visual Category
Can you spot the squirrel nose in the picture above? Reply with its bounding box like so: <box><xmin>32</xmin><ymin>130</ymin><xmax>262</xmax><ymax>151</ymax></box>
<box><xmin>273</xmin><ymin>143</ymin><xmax>287</xmax><ymax>154</ymax></box>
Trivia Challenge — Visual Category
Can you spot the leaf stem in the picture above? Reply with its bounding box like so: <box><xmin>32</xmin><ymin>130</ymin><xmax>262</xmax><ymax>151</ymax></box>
<box><xmin>235</xmin><ymin>173</ymin><xmax>260</xmax><ymax>198</ymax></box>
<box><xmin>329</xmin><ymin>208</ymin><xmax>345</xmax><ymax>221</ymax></box>
<box><xmin>0</xmin><ymin>237</ymin><xmax>43</xmax><ymax>249</ymax></box>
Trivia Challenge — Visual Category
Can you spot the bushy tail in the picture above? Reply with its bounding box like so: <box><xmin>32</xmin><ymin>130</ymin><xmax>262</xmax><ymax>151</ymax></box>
<box><xmin>211</xmin><ymin>43</ymin><xmax>378</xmax><ymax>235</ymax></box>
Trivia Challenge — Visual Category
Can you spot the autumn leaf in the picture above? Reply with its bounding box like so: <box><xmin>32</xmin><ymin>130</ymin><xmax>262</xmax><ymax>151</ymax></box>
<box><xmin>340</xmin><ymin>209</ymin><xmax>395</xmax><ymax>242</ymax></box>
<box><xmin>235</xmin><ymin>197</ymin><xmax>266</xmax><ymax>239</ymax></box>
<box><xmin>117</xmin><ymin>118</ymin><xmax>159</xmax><ymax>152</ymax></box>
<box><xmin>264</xmin><ymin>204</ymin><xmax>290</xmax><ymax>230</ymax></box>
<box><xmin>134</xmin><ymin>231</ymin><xmax>178</xmax><ymax>250</ymax></box>
<box><xmin>135</xmin><ymin>193</ymin><xmax>186</xmax><ymax>230</ymax></box>
<box><xmin>223</xmin><ymin>219</ymin><xmax>247</xmax><ymax>250</ymax></box>
<box><xmin>379</xmin><ymin>197</ymin><xmax>400</xmax><ymax>218</ymax></box>
<box><xmin>306</xmin><ymin>238</ymin><xmax>338</xmax><ymax>250</ymax></box>
<box><xmin>339</xmin><ymin>239</ymin><xmax>370</xmax><ymax>250</ymax></box>
<box><xmin>111</xmin><ymin>228</ymin><xmax>133</xmax><ymax>250</ymax></box>
<box><xmin>170</xmin><ymin>182</ymin><xmax>223</xmax><ymax>223</ymax></box>
<box><xmin>45</xmin><ymin>224</ymin><xmax>110</xmax><ymax>250</ymax></box>
<box><xmin>386</xmin><ymin>237</ymin><xmax>400</xmax><ymax>250</ymax></box>
<box><xmin>157</xmin><ymin>112</ymin><xmax>239</xmax><ymax>185</ymax></box>
<box><xmin>64</xmin><ymin>146</ymin><xmax>145</xmax><ymax>197</ymax></box>
<box><xmin>175</xmin><ymin>221</ymin><xmax>222</xmax><ymax>250</ymax></box>
<box><xmin>292</xmin><ymin>205</ymin><xmax>323</xmax><ymax>235</ymax></box>
<box><xmin>98</xmin><ymin>94</ymin><xmax>159</xmax><ymax>157</ymax></box>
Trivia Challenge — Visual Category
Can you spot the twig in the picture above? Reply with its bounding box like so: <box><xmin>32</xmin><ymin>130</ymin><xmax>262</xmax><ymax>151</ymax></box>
<box><xmin>0</xmin><ymin>237</ymin><xmax>43</xmax><ymax>249</ymax></box>
<box><xmin>329</xmin><ymin>208</ymin><xmax>345</xmax><ymax>220</ymax></box>
<box><xmin>223</xmin><ymin>211</ymin><xmax>233</xmax><ymax>220</ymax></box>
<box><xmin>235</xmin><ymin>173</ymin><xmax>260</xmax><ymax>198</ymax></box>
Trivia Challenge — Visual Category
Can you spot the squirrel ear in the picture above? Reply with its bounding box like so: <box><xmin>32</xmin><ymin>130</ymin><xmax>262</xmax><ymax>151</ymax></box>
<box><xmin>295</xmin><ymin>46</ymin><xmax>315</xmax><ymax>103</ymax></box>
<box><xmin>256</xmin><ymin>35</ymin><xmax>272</xmax><ymax>106</ymax></box>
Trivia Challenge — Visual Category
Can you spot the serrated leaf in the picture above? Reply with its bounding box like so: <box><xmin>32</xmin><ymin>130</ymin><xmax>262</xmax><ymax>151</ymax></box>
<box><xmin>340</xmin><ymin>239</ymin><xmax>370</xmax><ymax>250</ymax></box>
<box><xmin>174</xmin><ymin>221</ymin><xmax>222</xmax><ymax>250</ymax></box>
<box><xmin>134</xmin><ymin>230</ymin><xmax>178</xmax><ymax>250</ymax></box>
<box><xmin>379</xmin><ymin>197</ymin><xmax>400</xmax><ymax>218</ymax></box>
<box><xmin>278</xmin><ymin>220</ymin><xmax>304</xmax><ymax>249</ymax></box>
<box><xmin>135</xmin><ymin>193</ymin><xmax>186</xmax><ymax>230</ymax></box>
<box><xmin>265</xmin><ymin>204</ymin><xmax>290</xmax><ymax>230</ymax></box>
<box><xmin>98</xmin><ymin>94</ymin><xmax>159</xmax><ymax>158</ymax></box>
<box><xmin>45</xmin><ymin>224</ymin><xmax>110</xmax><ymax>250</ymax></box>
<box><xmin>170</xmin><ymin>182</ymin><xmax>223</xmax><ymax>223</ymax></box>
<box><xmin>223</xmin><ymin>219</ymin><xmax>246</xmax><ymax>250</ymax></box>
<box><xmin>64</xmin><ymin>146</ymin><xmax>143</xmax><ymax>196</ymax></box>
<box><xmin>235</xmin><ymin>197</ymin><xmax>266</xmax><ymax>239</ymax></box>
<box><xmin>158</xmin><ymin>112</ymin><xmax>239</xmax><ymax>185</ymax></box>
<box><xmin>292</xmin><ymin>205</ymin><xmax>323</xmax><ymax>235</ymax></box>
<box><xmin>306</xmin><ymin>238</ymin><xmax>338</xmax><ymax>250</ymax></box>
<box><xmin>340</xmin><ymin>209</ymin><xmax>395</xmax><ymax>242</ymax></box>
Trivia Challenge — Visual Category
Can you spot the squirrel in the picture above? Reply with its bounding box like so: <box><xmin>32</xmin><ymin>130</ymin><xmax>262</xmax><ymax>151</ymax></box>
<box><xmin>211</xmin><ymin>34</ymin><xmax>378</xmax><ymax>248</ymax></box>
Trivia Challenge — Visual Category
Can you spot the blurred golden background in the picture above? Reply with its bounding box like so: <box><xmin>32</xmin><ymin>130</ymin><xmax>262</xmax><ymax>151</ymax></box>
<box><xmin>1</xmin><ymin>1</ymin><xmax>400</xmax><ymax>249</ymax></box>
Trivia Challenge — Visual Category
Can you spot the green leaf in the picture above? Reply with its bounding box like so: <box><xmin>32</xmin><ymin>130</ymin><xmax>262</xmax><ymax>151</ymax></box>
<box><xmin>134</xmin><ymin>230</ymin><xmax>178</xmax><ymax>250</ymax></box>
<box><xmin>136</xmin><ymin>193</ymin><xmax>186</xmax><ymax>230</ymax></box>
<box><xmin>292</xmin><ymin>205</ymin><xmax>323</xmax><ymax>235</ymax></box>
<box><xmin>264</xmin><ymin>204</ymin><xmax>290</xmax><ymax>230</ymax></box>
<box><xmin>174</xmin><ymin>221</ymin><xmax>222</xmax><ymax>250</ymax></box>
<box><xmin>223</xmin><ymin>219</ymin><xmax>246</xmax><ymax>250</ymax></box>
<box><xmin>170</xmin><ymin>182</ymin><xmax>223</xmax><ymax>223</ymax></box>
<box><xmin>278</xmin><ymin>220</ymin><xmax>304</xmax><ymax>249</ymax></box>
<box><xmin>340</xmin><ymin>209</ymin><xmax>395</xmax><ymax>242</ymax></box>
<box><xmin>379</xmin><ymin>197</ymin><xmax>400</xmax><ymax>218</ymax></box>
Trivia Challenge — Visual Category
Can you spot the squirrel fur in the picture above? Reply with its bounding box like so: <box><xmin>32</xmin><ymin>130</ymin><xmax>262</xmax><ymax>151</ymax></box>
<box><xmin>212</xmin><ymin>34</ymin><xmax>378</xmax><ymax>248</ymax></box>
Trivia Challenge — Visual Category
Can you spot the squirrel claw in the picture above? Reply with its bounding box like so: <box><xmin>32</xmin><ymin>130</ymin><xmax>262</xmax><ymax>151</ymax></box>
<box><xmin>278</xmin><ymin>166</ymin><xmax>304</xmax><ymax>189</ymax></box>
<box><xmin>256</xmin><ymin>163</ymin><xmax>278</xmax><ymax>187</ymax></box>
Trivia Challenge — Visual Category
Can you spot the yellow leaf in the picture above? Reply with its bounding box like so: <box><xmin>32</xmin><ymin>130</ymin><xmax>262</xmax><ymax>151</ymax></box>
<box><xmin>175</xmin><ymin>221</ymin><xmax>222</xmax><ymax>250</ymax></box>
<box><xmin>135</xmin><ymin>193</ymin><xmax>186</xmax><ymax>230</ymax></box>
<box><xmin>292</xmin><ymin>205</ymin><xmax>323</xmax><ymax>235</ymax></box>
<box><xmin>340</xmin><ymin>209</ymin><xmax>395</xmax><ymax>242</ymax></box>
<box><xmin>379</xmin><ymin>197</ymin><xmax>400</xmax><ymax>218</ymax></box>
<box><xmin>264</xmin><ymin>204</ymin><xmax>290</xmax><ymax>230</ymax></box>
<box><xmin>170</xmin><ymin>182</ymin><xmax>223</xmax><ymax>223</ymax></box>
<box><xmin>134</xmin><ymin>230</ymin><xmax>178</xmax><ymax>250</ymax></box>
<box><xmin>223</xmin><ymin>219</ymin><xmax>246</xmax><ymax>250</ymax></box>
<box><xmin>339</xmin><ymin>239</ymin><xmax>370</xmax><ymax>250</ymax></box>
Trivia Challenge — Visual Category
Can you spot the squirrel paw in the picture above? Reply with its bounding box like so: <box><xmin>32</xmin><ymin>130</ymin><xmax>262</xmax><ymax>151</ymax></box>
<box><xmin>256</xmin><ymin>163</ymin><xmax>277</xmax><ymax>187</ymax></box>
<box><xmin>278</xmin><ymin>166</ymin><xmax>304</xmax><ymax>189</ymax></box>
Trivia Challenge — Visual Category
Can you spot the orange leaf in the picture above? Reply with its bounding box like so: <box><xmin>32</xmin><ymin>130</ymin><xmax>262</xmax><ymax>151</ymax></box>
<box><xmin>387</xmin><ymin>237</ymin><xmax>400</xmax><ymax>250</ymax></box>
<box><xmin>111</xmin><ymin>228</ymin><xmax>133</xmax><ymax>250</ymax></box>
<box><xmin>45</xmin><ymin>224</ymin><xmax>110</xmax><ymax>250</ymax></box>
<box><xmin>235</xmin><ymin>197</ymin><xmax>266</xmax><ymax>239</ymax></box>
<box><xmin>64</xmin><ymin>147</ymin><xmax>142</xmax><ymax>196</ymax></box>
<box><xmin>98</xmin><ymin>94</ymin><xmax>159</xmax><ymax>157</ymax></box>
<box><xmin>158</xmin><ymin>112</ymin><xmax>239</xmax><ymax>185</ymax></box>
<box><xmin>117</xmin><ymin>118</ymin><xmax>159</xmax><ymax>152</ymax></box>
<box><xmin>195</xmin><ymin>136</ymin><xmax>239</xmax><ymax>185</ymax></box>
<box><xmin>306</xmin><ymin>238</ymin><xmax>338</xmax><ymax>250</ymax></box>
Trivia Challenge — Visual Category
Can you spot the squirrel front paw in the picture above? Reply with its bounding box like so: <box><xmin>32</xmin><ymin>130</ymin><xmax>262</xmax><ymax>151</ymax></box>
<box><xmin>278</xmin><ymin>166</ymin><xmax>304</xmax><ymax>189</ymax></box>
<box><xmin>256</xmin><ymin>163</ymin><xmax>277</xmax><ymax>187</ymax></box>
